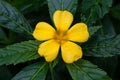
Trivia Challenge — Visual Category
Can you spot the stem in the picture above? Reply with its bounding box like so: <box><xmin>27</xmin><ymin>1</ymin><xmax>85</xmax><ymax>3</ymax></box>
<box><xmin>49</xmin><ymin>63</ymin><xmax>55</xmax><ymax>80</ymax></box>
<box><xmin>61</xmin><ymin>0</ymin><xmax>64</xmax><ymax>10</ymax></box>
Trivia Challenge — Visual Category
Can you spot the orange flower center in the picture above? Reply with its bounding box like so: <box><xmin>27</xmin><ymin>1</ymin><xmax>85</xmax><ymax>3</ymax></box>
<box><xmin>54</xmin><ymin>30</ymin><xmax>68</xmax><ymax>44</ymax></box>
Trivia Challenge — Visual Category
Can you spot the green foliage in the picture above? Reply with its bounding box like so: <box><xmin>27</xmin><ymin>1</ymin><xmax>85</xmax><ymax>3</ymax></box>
<box><xmin>47</xmin><ymin>0</ymin><xmax>77</xmax><ymax>19</ymax></box>
<box><xmin>0</xmin><ymin>0</ymin><xmax>120</xmax><ymax>80</ymax></box>
<box><xmin>12</xmin><ymin>62</ymin><xmax>48</xmax><ymax>80</ymax></box>
<box><xmin>84</xmin><ymin>34</ymin><xmax>120</xmax><ymax>57</ymax></box>
<box><xmin>0</xmin><ymin>0</ymin><xmax>32</xmax><ymax>35</ymax></box>
<box><xmin>6</xmin><ymin>0</ymin><xmax>46</xmax><ymax>14</ymax></box>
<box><xmin>0</xmin><ymin>40</ymin><xmax>40</xmax><ymax>65</ymax></box>
<box><xmin>80</xmin><ymin>0</ymin><xmax>112</xmax><ymax>25</ymax></box>
<box><xmin>88</xmin><ymin>26</ymin><xmax>102</xmax><ymax>36</ymax></box>
<box><xmin>66</xmin><ymin>59</ymin><xmax>111</xmax><ymax>80</ymax></box>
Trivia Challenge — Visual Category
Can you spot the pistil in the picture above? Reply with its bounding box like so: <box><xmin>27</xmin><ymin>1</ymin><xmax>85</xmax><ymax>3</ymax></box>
<box><xmin>54</xmin><ymin>30</ymin><xmax>68</xmax><ymax>44</ymax></box>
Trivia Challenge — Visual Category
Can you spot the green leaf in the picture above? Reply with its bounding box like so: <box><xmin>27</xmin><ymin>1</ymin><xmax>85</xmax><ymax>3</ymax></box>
<box><xmin>66</xmin><ymin>59</ymin><xmax>111</xmax><ymax>80</ymax></box>
<box><xmin>6</xmin><ymin>0</ymin><xmax>46</xmax><ymax>14</ymax></box>
<box><xmin>0</xmin><ymin>0</ymin><xmax>32</xmax><ymax>35</ymax></box>
<box><xmin>89</xmin><ymin>26</ymin><xmax>102</xmax><ymax>36</ymax></box>
<box><xmin>84</xmin><ymin>34</ymin><xmax>120</xmax><ymax>57</ymax></box>
<box><xmin>12</xmin><ymin>62</ymin><xmax>48</xmax><ymax>80</ymax></box>
<box><xmin>47</xmin><ymin>0</ymin><xmax>78</xmax><ymax>19</ymax></box>
<box><xmin>80</xmin><ymin>0</ymin><xmax>112</xmax><ymax>25</ymax></box>
<box><xmin>0</xmin><ymin>40</ymin><xmax>40</xmax><ymax>65</ymax></box>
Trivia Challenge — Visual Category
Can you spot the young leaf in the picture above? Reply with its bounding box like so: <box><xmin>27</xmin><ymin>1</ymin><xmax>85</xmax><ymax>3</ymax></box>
<box><xmin>12</xmin><ymin>62</ymin><xmax>48</xmax><ymax>80</ymax></box>
<box><xmin>66</xmin><ymin>59</ymin><xmax>111</xmax><ymax>80</ymax></box>
<box><xmin>89</xmin><ymin>26</ymin><xmax>102</xmax><ymax>36</ymax></box>
<box><xmin>0</xmin><ymin>0</ymin><xmax>32</xmax><ymax>35</ymax></box>
<box><xmin>0</xmin><ymin>40</ymin><xmax>40</xmax><ymax>65</ymax></box>
<box><xmin>84</xmin><ymin>34</ymin><xmax>120</xmax><ymax>57</ymax></box>
<box><xmin>47</xmin><ymin>0</ymin><xmax>77</xmax><ymax>19</ymax></box>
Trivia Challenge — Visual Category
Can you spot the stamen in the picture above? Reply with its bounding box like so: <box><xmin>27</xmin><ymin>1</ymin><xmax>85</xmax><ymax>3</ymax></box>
<box><xmin>53</xmin><ymin>30</ymin><xmax>68</xmax><ymax>44</ymax></box>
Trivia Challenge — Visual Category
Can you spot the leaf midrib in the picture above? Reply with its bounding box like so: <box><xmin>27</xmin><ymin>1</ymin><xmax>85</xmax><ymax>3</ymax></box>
<box><xmin>83</xmin><ymin>43</ymin><xmax>120</xmax><ymax>50</ymax></box>
<box><xmin>30</xmin><ymin>62</ymin><xmax>47</xmax><ymax>80</ymax></box>
<box><xmin>0</xmin><ymin>11</ymin><xmax>32</xmax><ymax>35</ymax></box>
<box><xmin>73</xmin><ymin>63</ymin><xmax>94</xmax><ymax>80</ymax></box>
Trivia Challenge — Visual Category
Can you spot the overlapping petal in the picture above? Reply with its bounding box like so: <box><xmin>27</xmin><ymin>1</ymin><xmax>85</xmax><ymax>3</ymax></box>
<box><xmin>33</xmin><ymin>22</ymin><xmax>56</xmax><ymax>41</ymax></box>
<box><xmin>67</xmin><ymin>23</ymin><xmax>89</xmax><ymax>42</ymax></box>
<box><xmin>61</xmin><ymin>41</ymin><xmax>82</xmax><ymax>63</ymax></box>
<box><xmin>38</xmin><ymin>40</ymin><xmax>60</xmax><ymax>62</ymax></box>
<box><xmin>53</xmin><ymin>10</ymin><xmax>73</xmax><ymax>31</ymax></box>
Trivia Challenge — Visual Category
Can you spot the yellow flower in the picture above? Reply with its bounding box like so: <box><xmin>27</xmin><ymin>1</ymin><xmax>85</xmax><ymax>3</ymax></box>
<box><xmin>33</xmin><ymin>10</ymin><xmax>89</xmax><ymax>63</ymax></box>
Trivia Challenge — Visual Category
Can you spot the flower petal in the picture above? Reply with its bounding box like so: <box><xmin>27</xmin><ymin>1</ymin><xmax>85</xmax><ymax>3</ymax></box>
<box><xmin>53</xmin><ymin>10</ymin><xmax>73</xmax><ymax>31</ymax></box>
<box><xmin>38</xmin><ymin>40</ymin><xmax>60</xmax><ymax>62</ymax></box>
<box><xmin>61</xmin><ymin>41</ymin><xmax>82</xmax><ymax>63</ymax></box>
<box><xmin>67</xmin><ymin>23</ymin><xmax>89</xmax><ymax>42</ymax></box>
<box><xmin>33</xmin><ymin>22</ymin><xmax>56</xmax><ymax>41</ymax></box>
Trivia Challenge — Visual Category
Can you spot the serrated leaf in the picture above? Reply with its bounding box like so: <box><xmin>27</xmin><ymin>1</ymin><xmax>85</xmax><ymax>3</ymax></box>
<box><xmin>0</xmin><ymin>0</ymin><xmax>32</xmax><ymax>34</ymax></box>
<box><xmin>47</xmin><ymin>0</ymin><xmax>77</xmax><ymax>20</ymax></box>
<box><xmin>0</xmin><ymin>40</ymin><xmax>40</xmax><ymax>65</ymax></box>
<box><xmin>80</xmin><ymin>0</ymin><xmax>112</xmax><ymax>25</ymax></box>
<box><xmin>84</xmin><ymin>34</ymin><xmax>120</xmax><ymax>57</ymax></box>
<box><xmin>66</xmin><ymin>59</ymin><xmax>111</xmax><ymax>80</ymax></box>
<box><xmin>89</xmin><ymin>26</ymin><xmax>102</xmax><ymax>36</ymax></box>
<box><xmin>12</xmin><ymin>62</ymin><xmax>48</xmax><ymax>80</ymax></box>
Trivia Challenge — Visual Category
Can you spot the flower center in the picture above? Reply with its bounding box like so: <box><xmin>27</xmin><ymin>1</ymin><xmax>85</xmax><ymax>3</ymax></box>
<box><xmin>54</xmin><ymin>30</ymin><xmax>68</xmax><ymax>44</ymax></box>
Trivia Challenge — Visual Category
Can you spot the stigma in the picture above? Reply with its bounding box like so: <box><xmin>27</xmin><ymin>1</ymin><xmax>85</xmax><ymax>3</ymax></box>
<box><xmin>53</xmin><ymin>30</ymin><xmax>68</xmax><ymax>44</ymax></box>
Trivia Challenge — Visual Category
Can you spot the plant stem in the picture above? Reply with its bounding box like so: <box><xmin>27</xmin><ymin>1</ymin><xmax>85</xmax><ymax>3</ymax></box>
<box><xmin>49</xmin><ymin>63</ymin><xmax>55</xmax><ymax>80</ymax></box>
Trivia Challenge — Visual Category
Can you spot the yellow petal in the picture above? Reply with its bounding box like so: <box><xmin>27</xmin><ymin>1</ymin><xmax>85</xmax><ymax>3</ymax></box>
<box><xmin>38</xmin><ymin>40</ymin><xmax>60</xmax><ymax>62</ymax></box>
<box><xmin>33</xmin><ymin>22</ymin><xmax>56</xmax><ymax>41</ymax></box>
<box><xmin>61</xmin><ymin>41</ymin><xmax>82</xmax><ymax>63</ymax></box>
<box><xmin>53</xmin><ymin>10</ymin><xmax>73</xmax><ymax>31</ymax></box>
<box><xmin>67</xmin><ymin>23</ymin><xmax>89</xmax><ymax>42</ymax></box>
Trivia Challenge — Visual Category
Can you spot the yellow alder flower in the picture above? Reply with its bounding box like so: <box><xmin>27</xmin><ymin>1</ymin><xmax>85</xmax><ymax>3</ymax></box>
<box><xmin>33</xmin><ymin>10</ymin><xmax>89</xmax><ymax>63</ymax></box>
